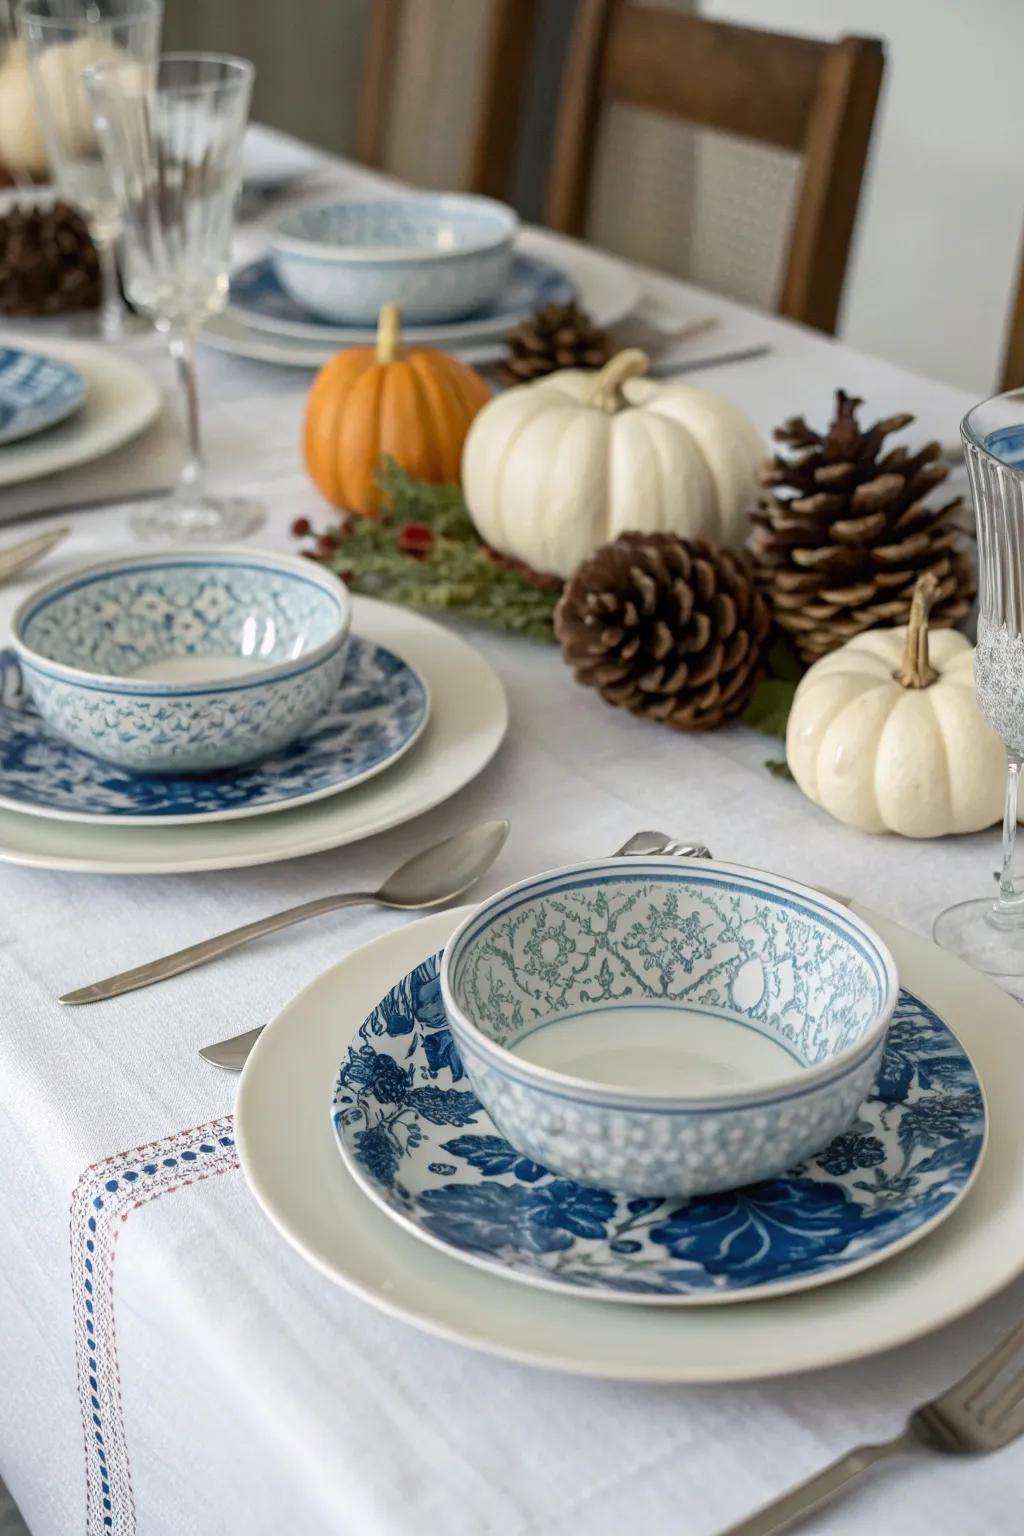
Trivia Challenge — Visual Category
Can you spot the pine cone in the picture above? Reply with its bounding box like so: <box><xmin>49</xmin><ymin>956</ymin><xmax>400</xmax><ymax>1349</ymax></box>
<box><xmin>555</xmin><ymin>532</ymin><xmax>769</xmax><ymax>730</ymax></box>
<box><xmin>498</xmin><ymin>301</ymin><xmax>614</xmax><ymax>387</ymax></box>
<box><xmin>0</xmin><ymin>200</ymin><xmax>101</xmax><ymax>317</ymax></box>
<box><xmin>748</xmin><ymin>389</ymin><xmax>974</xmax><ymax>664</ymax></box>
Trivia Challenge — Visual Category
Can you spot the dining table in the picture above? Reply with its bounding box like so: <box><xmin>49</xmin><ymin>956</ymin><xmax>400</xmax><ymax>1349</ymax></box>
<box><xmin>1</xmin><ymin>126</ymin><xmax>1022</xmax><ymax>1536</ymax></box>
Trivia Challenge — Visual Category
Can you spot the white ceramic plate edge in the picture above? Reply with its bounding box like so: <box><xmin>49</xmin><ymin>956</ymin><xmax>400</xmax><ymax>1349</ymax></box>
<box><xmin>0</xmin><ymin>598</ymin><xmax>507</xmax><ymax>872</ymax></box>
<box><xmin>235</xmin><ymin>904</ymin><xmax>1024</xmax><ymax>1382</ymax></box>
<box><xmin>0</xmin><ymin>640</ymin><xmax>432</xmax><ymax>827</ymax></box>
<box><xmin>0</xmin><ymin>340</ymin><xmax>162</xmax><ymax>490</ymax></box>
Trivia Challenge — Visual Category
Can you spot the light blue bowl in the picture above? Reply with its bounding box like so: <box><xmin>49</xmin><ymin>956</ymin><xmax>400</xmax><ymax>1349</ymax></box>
<box><xmin>269</xmin><ymin>195</ymin><xmax>519</xmax><ymax>324</ymax></box>
<box><xmin>440</xmin><ymin>859</ymin><xmax>899</xmax><ymax>1197</ymax></box>
<box><xmin>11</xmin><ymin>550</ymin><xmax>351</xmax><ymax>775</ymax></box>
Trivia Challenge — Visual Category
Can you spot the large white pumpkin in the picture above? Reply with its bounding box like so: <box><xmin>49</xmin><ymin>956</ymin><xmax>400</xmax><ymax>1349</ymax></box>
<box><xmin>786</xmin><ymin>579</ymin><xmax>1004</xmax><ymax>838</ymax></box>
<box><xmin>461</xmin><ymin>350</ymin><xmax>764</xmax><ymax>579</ymax></box>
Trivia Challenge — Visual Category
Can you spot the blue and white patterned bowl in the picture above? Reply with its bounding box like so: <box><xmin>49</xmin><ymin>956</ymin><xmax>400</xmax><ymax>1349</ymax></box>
<box><xmin>269</xmin><ymin>195</ymin><xmax>519</xmax><ymax>324</ymax></box>
<box><xmin>334</xmin><ymin>963</ymin><xmax>984</xmax><ymax>1303</ymax></box>
<box><xmin>10</xmin><ymin>550</ymin><xmax>352</xmax><ymax>774</ymax></box>
<box><xmin>440</xmin><ymin>859</ymin><xmax>900</xmax><ymax>1197</ymax></box>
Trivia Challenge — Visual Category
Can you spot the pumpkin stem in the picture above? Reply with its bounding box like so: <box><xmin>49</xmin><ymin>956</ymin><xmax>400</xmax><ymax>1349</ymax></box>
<box><xmin>585</xmin><ymin>348</ymin><xmax>649</xmax><ymax>413</ymax></box>
<box><xmin>893</xmin><ymin>573</ymin><xmax>940</xmax><ymax>689</ymax></box>
<box><xmin>376</xmin><ymin>303</ymin><xmax>401</xmax><ymax>364</ymax></box>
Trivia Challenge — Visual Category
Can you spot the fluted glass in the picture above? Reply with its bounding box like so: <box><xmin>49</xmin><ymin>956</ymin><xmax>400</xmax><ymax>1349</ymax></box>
<box><xmin>85</xmin><ymin>52</ymin><xmax>261</xmax><ymax>541</ymax></box>
<box><xmin>17</xmin><ymin>0</ymin><xmax>161</xmax><ymax>340</ymax></box>
<box><xmin>934</xmin><ymin>389</ymin><xmax>1024</xmax><ymax>975</ymax></box>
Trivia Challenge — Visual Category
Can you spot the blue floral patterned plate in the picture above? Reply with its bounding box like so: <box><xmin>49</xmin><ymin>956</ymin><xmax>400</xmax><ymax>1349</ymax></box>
<box><xmin>0</xmin><ymin>638</ymin><xmax>429</xmax><ymax>825</ymax></box>
<box><xmin>228</xmin><ymin>252</ymin><xmax>573</xmax><ymax>345</ymax></box>
<box><xmin>331</xmin><ymin>958</ymin><xmax>986</xmax><ymax>1305</ymax></box>
<box><xmin>0</xmin><ymin>347</ymin><xmax>86</xmax><ymax>447</ymax></box>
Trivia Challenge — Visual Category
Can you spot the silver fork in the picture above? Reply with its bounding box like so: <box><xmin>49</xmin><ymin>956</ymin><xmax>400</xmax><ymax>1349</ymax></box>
<box><xmin>721</xmin><ymin>1319</ymin><xmax>1024</xmax><ymax>1535</ymax></box>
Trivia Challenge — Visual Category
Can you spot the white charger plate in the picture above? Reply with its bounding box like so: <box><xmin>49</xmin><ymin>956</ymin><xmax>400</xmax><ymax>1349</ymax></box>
<box><xmin>0</xmin><ymin>340</ymin><xmax>161</xmax><ymax>490</ymax></box>
<box><xmin>236</xmin><ymin>904</ymin><xmax>1024</xmax><ymax>1384</ymax></box>
<box><xmin>0</xmin><ymin>597</ymin><xmax>506</xmax><ymax>873</ymax></box>
<box><xmin>201</xmin><ymin>231</ymin><xmax>642</xmax><ymax>370</ymax></box>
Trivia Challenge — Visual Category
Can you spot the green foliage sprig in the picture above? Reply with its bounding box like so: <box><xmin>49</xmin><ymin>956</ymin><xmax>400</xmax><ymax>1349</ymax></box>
<box><xmin>299</xmin><ymin>460</ymin><xmax>560</xmax><ymax>642</ymax></box>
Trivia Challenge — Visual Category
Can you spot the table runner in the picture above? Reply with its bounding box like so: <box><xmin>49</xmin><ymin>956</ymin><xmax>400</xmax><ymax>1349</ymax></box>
<box><xmin>1</xmin><ymin>133</ymin><xmax>1022</xmax><ymax>1535</ymax></box>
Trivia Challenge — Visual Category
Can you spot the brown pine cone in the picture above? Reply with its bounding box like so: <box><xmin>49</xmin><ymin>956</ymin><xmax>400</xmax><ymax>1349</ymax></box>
<box><xmin>499</xmin><ymin>301</ymin><xmax>614</xmax><ymax>387</ymax></box>
<box><xmin>748</xmin><ymin>389</ymin><xmax>974</xmax><ymax>664</ymax></box>
<box><xmin>555</xmin><ymin>532</ymin><xmax>770</xmax><ymax>730</ymax></box>
<box><xmin>0</xmin><ymin>200</ymin><xmax>101</xmax><ymax>317</ymax></box>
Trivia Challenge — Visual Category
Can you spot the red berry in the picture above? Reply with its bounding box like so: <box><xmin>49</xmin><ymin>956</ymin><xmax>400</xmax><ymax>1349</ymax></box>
<box><xmin>397</xmin><ymin>522</ymin><xmax>434</xmax><ymax>559</ymax></box>
<box><xmin>290</xmin><ymin>516</ymin><xmax>312</xmax><ymax>538</ymax></box>
<box><xmin>314</xmin><ymin>534</ymin><xmax>339</xmax><ymax>558</ymax></box>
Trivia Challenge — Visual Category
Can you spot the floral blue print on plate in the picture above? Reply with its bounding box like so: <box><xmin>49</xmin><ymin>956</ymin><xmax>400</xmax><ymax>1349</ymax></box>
<box><xmin>331</xmin><ymin>955</ymin><xmax>986</xmax><ymax>1304</ymax></box>
<box><xmin>0</xmin><ymin>637</ymin><xmax>428</xmax><ymax>824</ymax></box>
<box><xmin>0</xmin><ymin>346</ymin><xmax>86</xmax><ymax>447</ymax></box>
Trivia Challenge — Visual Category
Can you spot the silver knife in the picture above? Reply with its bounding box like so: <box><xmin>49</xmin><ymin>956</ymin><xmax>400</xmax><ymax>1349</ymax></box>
<box><xmin>646</xmin><ymin>344</ymin><xmax>771</xmax><ymax>377</ymax></box>
<box><xmin>0</xmin><ymin>525</ymin><xmax>68</xmax><ymax>583</ymax></box>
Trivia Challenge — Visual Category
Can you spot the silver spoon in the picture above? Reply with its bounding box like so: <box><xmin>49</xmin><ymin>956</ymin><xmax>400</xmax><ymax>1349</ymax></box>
<box><xmin>60</xmin><ymin>820</ymin><xmax>510</xmax><ymax>1008</ymax></box>
<box><xmin>197</xmin><ymin>830</ymin><xmax>712</xmax><ymax>1071</ymax></box>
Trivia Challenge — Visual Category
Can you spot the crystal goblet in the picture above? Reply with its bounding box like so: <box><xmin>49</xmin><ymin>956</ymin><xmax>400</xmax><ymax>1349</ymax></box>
<box><xmin>933</xmin><ymin>389</ymin><xmax>1024</xmax><ymax>975</ymax></box>
<box><xmin>85</xmin><ymin>51</ymin><xmax>261</xmax><ymax>542</ymax></box>
<box><xmin>17</xmin><ymin>0</ymin><xmax>161</xmax><ymax>341</ymax></box>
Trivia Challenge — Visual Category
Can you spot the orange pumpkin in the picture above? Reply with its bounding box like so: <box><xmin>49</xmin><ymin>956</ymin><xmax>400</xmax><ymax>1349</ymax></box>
<box><xmin>303</xmin><ymin>303</ymin><xmax>491</xmax><ymax>514</ymax></box>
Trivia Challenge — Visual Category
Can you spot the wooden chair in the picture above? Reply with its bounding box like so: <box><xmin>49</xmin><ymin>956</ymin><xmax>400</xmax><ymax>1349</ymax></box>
<box><xmin>1001</xmin><ymin>235</ymin><xmax>1024</xmax><ymax>389</ymax></box>
<box><xmin>356</xmin><ymin>0</ymin><xmax>538</xmax><ymax>199</ymax></box>
<box><xmin>545</xmin><ymin>2</ymin><xmax>885</xmax><ymax>334</ymax></box>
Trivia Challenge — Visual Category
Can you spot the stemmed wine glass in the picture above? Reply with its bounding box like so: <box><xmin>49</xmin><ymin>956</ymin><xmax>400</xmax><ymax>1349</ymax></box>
<box><xmin>933</xmin><ymin>389</ymin><xmax>1024</xmax><ymax>975</ymax></box>
<box><xmin>17</xmin><ymin>0</ymin><xmax>162</xmax><ymax>341</ymax></box>
<box><xmin>84</xmin><ymin>51</ymin><xmax>262</xmax><ymax>542</ymax></box>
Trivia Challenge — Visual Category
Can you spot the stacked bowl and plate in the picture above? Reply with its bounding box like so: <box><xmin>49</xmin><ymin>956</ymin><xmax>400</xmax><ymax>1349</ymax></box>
<box><xmin>332</xmin><ymin>853</ymin><xmax>986</xmax><ymax>1304</ymax></box>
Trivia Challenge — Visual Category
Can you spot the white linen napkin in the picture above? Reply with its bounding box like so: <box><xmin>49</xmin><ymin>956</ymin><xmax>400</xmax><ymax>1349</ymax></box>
<box><xmin>0</xmin><ymin>401</ymin><xmax>181</xmax><ymax>527</ymax></box>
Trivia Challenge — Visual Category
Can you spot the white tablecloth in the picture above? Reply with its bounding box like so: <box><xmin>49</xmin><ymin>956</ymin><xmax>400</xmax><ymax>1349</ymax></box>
<box><xmin>1</xmin><ymin>136</ymin><xmax>1022</xmax><ymax>1536</ymax></box>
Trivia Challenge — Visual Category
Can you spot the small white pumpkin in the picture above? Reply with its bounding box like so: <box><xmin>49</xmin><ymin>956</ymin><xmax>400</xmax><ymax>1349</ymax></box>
<box><xmin>461</xmin><ymin>349</ymin><xmax>764</xmax><ymax>579</ymax></box>
<box><xmin>786</xmin><ymin>576</ymin><xmax>1004</xmax><ymax>838</ymax></box>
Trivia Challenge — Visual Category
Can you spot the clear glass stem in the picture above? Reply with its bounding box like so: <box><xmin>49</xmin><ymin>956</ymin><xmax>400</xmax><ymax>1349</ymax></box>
<box><xmin>995</xmin><ymin>754</ymin><xmax>1024</xmax><ymax>919</ymax></box>
<box><xmin>94</xmin><ymin>232</ymin><xmax>124</xmax><ymax>343</ymax></box>
<box><xmin>169</xmin><ymin>327</ymin><xmax>205</xmax><ymax>500</ymax></box>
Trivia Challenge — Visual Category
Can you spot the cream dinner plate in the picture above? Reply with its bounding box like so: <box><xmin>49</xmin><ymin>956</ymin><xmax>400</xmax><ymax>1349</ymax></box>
<box><xmin>0</xmin><ymin>597</ymin><xmax>507</xmax><ymax>873</ymax></box>
<box><xmin>236</xmin><ymin>904</ymin><xmax>1024</xmax><ymax>1384</ymax></box>
<box><xmin>0</xmin><ymin>340</ymin><xmax>161</xmax><ymax>489</ymax></box>
<box><xmin>201</xmin><ymin>230</ymin><xmax>642</xmax><ymax>370</ymax></box>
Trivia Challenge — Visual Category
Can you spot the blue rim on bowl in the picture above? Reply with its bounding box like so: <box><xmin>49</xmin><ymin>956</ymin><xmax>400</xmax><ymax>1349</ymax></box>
<box><xmin>10</xmin><ymin>548</ymin><xmax>352</xmax><ymax>774</ymax></box>
<box><xmin>271</xmin><ymin>194</ymin><xmax>520</xmax><ymax>262</ymax></box>
<box><xmin>442</xmin><ymin>858</ymin><xmax>899</xmax><ymax>1106</ymax></box>
<box><xmin>11</xmin><ymin>548</ymin><xmax>350</xmax><ymax>695</ymax></box>
<box><xmin>439</xmin><ymin>858</ymin><xmax>900</xmax><ymax>1196</ymax></box>
<box><xmin>269</xmin><ymin>195</ymin><xmax>520</xmax><ymax>325</ymax></box>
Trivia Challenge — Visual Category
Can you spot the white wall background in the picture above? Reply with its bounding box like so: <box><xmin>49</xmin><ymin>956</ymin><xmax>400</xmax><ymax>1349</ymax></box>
<box><xmin>702</xmin><ymin>0</ymin><xmax>1024</xmax><ymax>393</ymax></box>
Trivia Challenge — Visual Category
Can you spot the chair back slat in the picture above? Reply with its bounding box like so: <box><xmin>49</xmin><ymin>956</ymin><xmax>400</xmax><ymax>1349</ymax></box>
<box><xmin>603</xmin><ymin>9</ymin><xmax>826</xmax><ymax>152</ymax></box>
<box><xmin>358</xmin><ymin>0</ymin><xmax>537</xmax><ymax>198</ymax></box>
<box><xmin>546</xmin><ymin>0</ymin><xmax>884</xmax><ymax>333</ymax></box>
